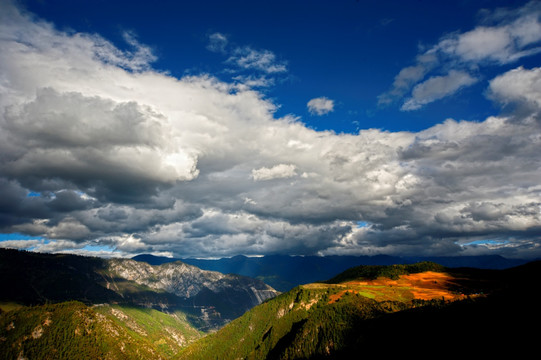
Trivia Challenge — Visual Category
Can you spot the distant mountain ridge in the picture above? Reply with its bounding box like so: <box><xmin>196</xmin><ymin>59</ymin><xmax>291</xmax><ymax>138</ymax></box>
<box><xmin>132</xmin><ymin>253</ymin><xmax>532</xmax><ymax>291</ymax></box>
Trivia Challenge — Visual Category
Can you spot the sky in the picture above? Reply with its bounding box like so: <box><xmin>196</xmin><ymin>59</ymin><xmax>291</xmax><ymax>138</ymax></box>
<box><xmin>0</xmin><ymin>0</ymin><xmax>540</xmax><ymax>259</ymax></box>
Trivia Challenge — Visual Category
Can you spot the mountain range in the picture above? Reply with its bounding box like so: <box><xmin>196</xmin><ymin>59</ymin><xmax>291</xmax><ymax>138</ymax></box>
<box><xmin>1</xmin><ymin>249</ymin><xmax>540</xmax><ymax>359</ymax></box>
<box><xmin>0</xmin><ymin>249</ymin><xmax>278</xmax><ymax>330</ymax></box>
<box><xmin>132</xmin><ymin>253</ymin><xmax>532</xmax><ymax>291</ymax></box>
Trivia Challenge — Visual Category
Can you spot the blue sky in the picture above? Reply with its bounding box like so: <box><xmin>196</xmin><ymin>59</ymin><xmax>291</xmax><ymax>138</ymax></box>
<box><xmin>1</xmin><ymin>0</ymin><xmax>541</xmax><ymax>259</ymax></box>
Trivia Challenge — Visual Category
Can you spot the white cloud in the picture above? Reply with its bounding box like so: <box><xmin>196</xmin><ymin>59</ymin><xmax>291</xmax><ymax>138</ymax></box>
<box><xmin>379</xmin><ymin>1</ymin><xmax>541</xmax><ymax>110</ymax></box>
<box><xmin>377</xmin><ymin>53</ymin><xmax>438</xmax><ymax>106</ymax></box>
<box><xmin>206</xmin><ymin>33</ymin><xmax>287</xmax><ymax>88</ymax></box>
<box><xmin>228</xmin><ymin>46</ymin><xmax>287</xmax><ymax>73</ymax></box>
<box><xmin>445</xmin><ymin>2</ymin><xmax>541</xmax><ymax>64</ymax></box>
<box><xmin>439</xmin><ymin>18</ymin><xmax>541</xmax><ymax>64</ymax></box>
<box><xmin>251</xmin><ymin>164</ymin><xmax>297</xmax><ymax>181</ymax></box>
<box><xmin>401</xmin><ymin>70</ymin><xmax>478</xmax><ymax>111</ymax></box>
<box><xmin>488</xmin><ymin>66</ymin><xmax>541</xmax><ymax>108</ymax></box>
<box><xmin>120</xmin><ymin>31</ymin><xmax>158</xmax><ymax>70</ymax></box>
<box><xmin>232</xmin><ymin>74</ymin><xmax>275</xmax><ymax>88</ymax></box>
<box><xmin>307</xmin><ymin>97</ymin><xmax>335</xmax><ymax>115</ymax></box>
<box><xmin>444</xmin><ymin>26</ymin><xmax>513</xmax><ymax>63</ymax></box>
<box><xmin>0</xmin><ymin>239</ymin><xmax>43</xmax><ymax>250</ymax></box>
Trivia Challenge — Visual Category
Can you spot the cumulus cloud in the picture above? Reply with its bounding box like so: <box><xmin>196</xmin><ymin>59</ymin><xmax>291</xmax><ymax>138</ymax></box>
<box><xmin>440</xmin><ymin>1</ymin><xmax>541</xmax><ymax>64</ymax></box>
<box><xmin>379</xmin><ymin>1</ymin><xmax>541</xmax><ymax>110</ymax></box>
<box><xmin>0</xmin><ymin>0</ymin><xmax>540</xmax><ymax>259</ymax></box>
<box><xmin>488</xmin><ymin>66</ymin><xmax>541</xmax><ymax>109</ymax></box>
<box><xmin>307</xmin><ymin>97</ymin><xmax>335</xmax><ymax>115</ymax></box>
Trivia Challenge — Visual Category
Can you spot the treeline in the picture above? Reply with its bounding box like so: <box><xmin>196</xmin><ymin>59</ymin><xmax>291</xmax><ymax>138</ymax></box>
<box><xmin>0</xmin><ymin>301</ymin><xmax>111</xmax><ymax>359</ymax></box>
<box><xmin>0</xmin><ymin>300</ymin><xmax>190</xmax><ymax>359</ymax></box>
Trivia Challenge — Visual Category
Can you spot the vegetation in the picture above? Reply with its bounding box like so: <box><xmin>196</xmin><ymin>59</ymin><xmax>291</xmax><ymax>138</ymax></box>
<box><xmin>0</xmin><ymin>249</ymin><xmax>119</xmax><ymax>305</ymax></box>
<box><xmin>94</xmin><ymin>305</ymin><xmax>203</xmax><ymax>358</ymax></box>
<box><xmin>178</xmin><ymin>260</ymin><xmax>541</xmax><ymax>359</ymax></box>
<box><xmin>0</xmin><ymin>301</ymin><xmax>204</xmax><ymax>360</ymax></box>
<box><xmin>1</xmin><ymin>248</ymin><xmax>540</xmax><ymax>359</ymax></box>
<box><xmin>177</xmin><ymin>285</ymin><xmax>415</xmax><ymax>360</ymax></box>
<box><xmin>325</xmin><ymin>261</ymin><xmax>446</xmax><ymax>283</ymax></box>
<box><xmin>1</xmin><ymin>301</ymin><xmax>113</xmax><ymax>359</ymax></box>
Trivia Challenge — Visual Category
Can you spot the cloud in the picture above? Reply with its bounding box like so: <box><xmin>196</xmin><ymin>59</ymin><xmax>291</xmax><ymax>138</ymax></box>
<box><xmin>206</xmin><ymin>32</ymin><xmax>287</xmax><ymax>88</ymax></box>
<box><xmin>227</xmin><ymin>46</ymin><xmax>287</xmax><ymax>74</ymax></box>
<box><xmin>120</xmin><ymin>31</ymin><xmax>158</xmax><ymax>70</ymax></box>
<box><xmin>232</xmin><ymin>74</ymin><xmax>275</xmax><ymax>88</ymax></box>
<box><xmin>251</xmin><ymin>164</ymin><xmax>297</xmax><ymax>181</ymax></box>
<box><xmin>0</xmin><ymin>88</ymin><xmax>198</xmax><ymax>203</ymax></box>
<box><xmin>207</xmin><ymin>32</ymin><xmax>228</xmax><ymax>53</ymax></box>
<box><xmin>488</xmin><ymin>66</ymin><xmax>541</xmax><ymax>109</ymax></box>
<box><xmin>0</xmin><ymin>0</ymin><xmax>540</xmax><ymax>259</ymax></box>
<box><xmin>379</xmin><ymin>1</ymin><xmax>541</xmax><ymax>110</ymax></box>
<box><xmin>307</xmin><ymin>97</ymin><xmax>335</xmax><ymax>115</ymax></box>
<box><xmin>0</xmin><ymin>239</ymin><xmax>44</xmax><ymax>250</ymax></box>
<box><xmin>401</xmin><ymin>70</ymin><xmax>478</xmax><ymax>111</ymax></box>
<box><xmin>438</xmin><ymin>21</ymin><xmax>541</xmax><ymax>64</ymax></box>
<box><xmin>377</xmin><ymin>53</ymin><xmax>438</xmax><ymax>107</ymax></box>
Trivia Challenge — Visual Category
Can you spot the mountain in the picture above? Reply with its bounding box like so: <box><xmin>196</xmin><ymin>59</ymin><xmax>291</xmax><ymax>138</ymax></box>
<box><xmin>107</xmin><ymin>258</ymin><xmax>278</xmax><ymax>323</ymax></box>
<box><xmin>3</xmin><ymin>249</ymin><xmax>540</xmax><ymax>359</ymax></box>
<box><xmin>132</xmin><ymin>253</ymin><xmax>532</xmax><ymax>292</ymax></box>
<box><xmin>0</xmin><ymin>249</ymin><xmax>278</xmax><ymax>329</ymax></box>
<box><xmin>0</xmin><ymin>248</ymin><xmax>280</xmax><ymax>359</ymax></box>
<box><xmin>178</xmin><ymin>261</ymin><xmax>541</xmax><ymax>359</ymax></box>
<box><xmin>0</xmin><ymin>301</ymin><xmax>202</xmax><ymax>360</ymax></box>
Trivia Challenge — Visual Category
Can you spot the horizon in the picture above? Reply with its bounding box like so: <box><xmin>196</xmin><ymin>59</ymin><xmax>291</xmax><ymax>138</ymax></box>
<box><xmin>1</xmin><ymin>0</ymin><xmax>541</xmax><ymax>260</ymax></box>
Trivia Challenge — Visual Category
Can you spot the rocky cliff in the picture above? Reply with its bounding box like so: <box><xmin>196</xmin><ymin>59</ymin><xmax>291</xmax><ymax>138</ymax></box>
<box><xmin>107</xmin><ymin>258</ymin><xmax>279</xmax><ymax>323</ymax></box>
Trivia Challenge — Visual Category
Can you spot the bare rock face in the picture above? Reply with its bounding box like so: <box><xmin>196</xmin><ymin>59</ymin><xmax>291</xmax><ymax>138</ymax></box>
<box><xmin>107</xmin><ymin>259</ymin><xmax>279</xmax><ymax>321</ymax></box>
<box><xmin>108</xmin><ymin>259</ymin><xmax>224</xmax><ymax>298</ymax></box>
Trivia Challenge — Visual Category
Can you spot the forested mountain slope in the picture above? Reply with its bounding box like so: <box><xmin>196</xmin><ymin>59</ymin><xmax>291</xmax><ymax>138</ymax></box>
<box><xmin>178</xmin><ymin>261</ymin><xmax>541</xmax><ymax>359</ymax></box>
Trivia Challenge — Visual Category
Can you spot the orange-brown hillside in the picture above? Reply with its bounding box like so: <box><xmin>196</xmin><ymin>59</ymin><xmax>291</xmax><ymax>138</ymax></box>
<box><xmin>306</xmin><ymin>271</ymin><xmax>472</xmax><ymax>303</ymax></box>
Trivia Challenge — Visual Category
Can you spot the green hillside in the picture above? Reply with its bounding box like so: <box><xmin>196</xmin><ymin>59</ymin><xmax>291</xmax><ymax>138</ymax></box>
<box><xmin>0</xmin><ymin>301</ymin><xmax>203</xmax><ymax>360</ymax></box>
<box><xmin>177</xmin><ymin>285</ymin><xmax>411</xmax><ymax>360</ymax></box>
